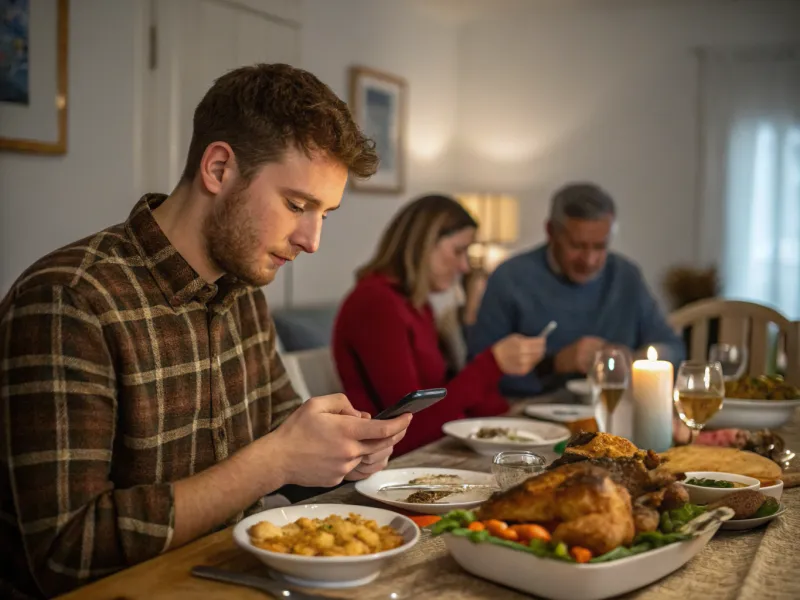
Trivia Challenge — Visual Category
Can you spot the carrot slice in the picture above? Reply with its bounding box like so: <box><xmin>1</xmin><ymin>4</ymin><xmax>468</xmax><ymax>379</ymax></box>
<box><xmin>468</xmin><ymin>521</ymin><xmax>485</xmax><ymax>532</ymax></box>
<box><xmin>410</xmin><ymin>515</ymin><xmax>441</xmax><ymax>528</ymax></box>
<box><xmin>510</xmin><ymin>524</ymin><xmax>552</xmax><ymax>543</ymax></box>
<box><xmin>570</xmin><ymin>546</ymin><xmax>593</xmax><ymax>563</ymax></box>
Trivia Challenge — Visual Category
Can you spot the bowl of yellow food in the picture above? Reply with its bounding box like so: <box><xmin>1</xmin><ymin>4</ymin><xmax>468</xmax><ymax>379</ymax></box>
<box><xmin>707</xmin><ymin>376</ymin><xmax>800</xmax><ymax>430</ymax></box>
<box><xmin>233</xmin><ymin>504</ymin><xmax>420</xmax><ymax>588</ymax></box>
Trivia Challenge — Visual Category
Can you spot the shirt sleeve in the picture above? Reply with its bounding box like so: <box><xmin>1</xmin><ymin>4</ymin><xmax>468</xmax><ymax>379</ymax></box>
<box><xmin>344</xmin><ymin>291</ymin><xmax>506</xmax><ymax>455</ymax></box>
<box><xmin>467</xmin><ymin>268</ymin><xmax>545</xmax><ymax>396</ymax></box>
<box><xmin>0</xmin><ymin>285</ymin><xmax>174</xmax><ymax>597</ymax></box>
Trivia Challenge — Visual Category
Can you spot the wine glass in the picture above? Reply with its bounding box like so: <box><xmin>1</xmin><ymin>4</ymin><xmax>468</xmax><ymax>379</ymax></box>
<box><xmin>588</xmin><ymin>347</ymin><xmax>631</xmax><ymax>433</ymax></box>
<box><xmin>708</xmin><ymin>343</ymin><xmax>748</xmax><ymax>382</ymax></box>
<box><xmin>673</xmin><ymin>361</ymin><xmax>725</xmax><ymax>444</ymax></box>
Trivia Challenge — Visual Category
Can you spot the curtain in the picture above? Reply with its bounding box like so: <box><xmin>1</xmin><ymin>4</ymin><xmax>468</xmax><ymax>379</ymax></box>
<box><xmin>698</xmin><ymin>46</ymin><xmax>800</xmax><ymax>319</ymax></box>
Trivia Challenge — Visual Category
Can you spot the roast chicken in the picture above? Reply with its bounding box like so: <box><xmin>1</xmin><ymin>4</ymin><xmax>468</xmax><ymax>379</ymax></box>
<box><xmin>477</xmin><ymin>462</ymin><xmax>636</xmax><ymax>555</ymax></box>
<box><xmin>476</xmin><ymin>432</ymin><xmax>691</xmax><ymax>553</ymax></box>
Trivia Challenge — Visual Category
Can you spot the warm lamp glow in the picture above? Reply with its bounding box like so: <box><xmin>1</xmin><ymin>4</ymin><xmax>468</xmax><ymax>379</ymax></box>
<box><xmin>647</xmin><ymin>346</ymin><xmax>658</xmax><ymax>361</ymax></box>
<box><xmin>456</xmin><ymin>193</ymin><xmax>519</xmax><ymax>244</ymax></box>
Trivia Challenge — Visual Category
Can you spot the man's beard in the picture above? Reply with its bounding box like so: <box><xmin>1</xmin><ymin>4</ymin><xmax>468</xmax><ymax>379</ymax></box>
<box><xmin>203</xmin><ymin>184</ymin><xmax>275</xmax><ymax>287</ymax></box>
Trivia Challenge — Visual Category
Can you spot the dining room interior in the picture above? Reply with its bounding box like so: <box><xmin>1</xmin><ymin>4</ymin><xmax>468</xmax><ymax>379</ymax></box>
<box><xmin>1</xmin><ymin>0</ymin><xmax>800</xmax><ymax>599</ymax></box>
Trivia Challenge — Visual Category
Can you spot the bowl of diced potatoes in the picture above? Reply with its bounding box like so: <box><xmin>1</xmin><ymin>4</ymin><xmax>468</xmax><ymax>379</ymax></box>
<box><xmin>233</xmin><ymin>503</ymin><xmax>420</xmax><ymax>588</ymax></box>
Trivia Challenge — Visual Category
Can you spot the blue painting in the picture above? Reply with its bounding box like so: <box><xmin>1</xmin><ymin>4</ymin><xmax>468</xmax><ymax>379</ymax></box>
<box><xmin>365</xmin><ymin>88</ymin><xmax>395</xmax><ymax>171</ymax></box>
<box><xmin>0</xmin><ymin>0</ymin><xmax>29</xmax><ymax>105</ymax></box>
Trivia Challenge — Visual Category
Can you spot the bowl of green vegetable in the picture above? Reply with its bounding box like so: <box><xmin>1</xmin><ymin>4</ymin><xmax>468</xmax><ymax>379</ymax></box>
<box><xmin>682</xmin><ymin>471</ymin><xmax>760</xmax><ymax>505</ymax></box>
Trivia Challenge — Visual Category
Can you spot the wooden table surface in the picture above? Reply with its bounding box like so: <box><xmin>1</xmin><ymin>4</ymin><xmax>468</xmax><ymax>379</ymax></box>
<box><xmin>57</xmin><ymin>402</ymin><xmax>800</xmax><ymax>600</ymax></box>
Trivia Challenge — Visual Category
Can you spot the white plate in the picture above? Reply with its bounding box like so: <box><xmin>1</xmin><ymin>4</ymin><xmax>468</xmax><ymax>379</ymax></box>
<box><xmin>355</xmin><ymin>468</ymin><xmax>497</xmax><ymax>515</ymax></box>
<box><xmin>232</xmin><ymin>504</ymin><xmax>420</xmax><ymax>588</ymax></box>
<box><xmin>719</xmin><ymin>503</ymin><xmax>787</xmax><ymax>531</ymax></box>
<box><xmin>442</xmin><ymin>417</ymin><xmax>571</xmax><ymax>458</ymax></box>
<box><xmin>443</xmin><ymin>522</ymin><xmax>721</xmax><ymax>600</ymax></box>
<box><xmin>524</xmin><ymin>403</ymin><xmax>596</xmax><ymax>423</ymax></box>
<box><xmin>706</xmin><ymin>397</ymin><xmax>800</xmax><ymax>430</ymax></box>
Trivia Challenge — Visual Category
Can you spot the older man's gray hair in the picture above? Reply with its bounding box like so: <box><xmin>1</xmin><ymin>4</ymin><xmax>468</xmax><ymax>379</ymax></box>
<box><xmin>549</xmin><ymin>183</ymin><xmax>616</xmax><ymax>227</ymax></box>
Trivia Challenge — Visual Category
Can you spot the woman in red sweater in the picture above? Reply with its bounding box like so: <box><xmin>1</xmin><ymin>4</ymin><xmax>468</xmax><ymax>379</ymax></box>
<box><xmin>332</xmin><ymin>195</ymin><xmax>546</xmax><ymax>456</ymax></box>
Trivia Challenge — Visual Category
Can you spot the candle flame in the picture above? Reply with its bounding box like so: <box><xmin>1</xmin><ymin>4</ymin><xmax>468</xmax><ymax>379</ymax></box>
<box><xmin>647</xmin><ymin>346</ymin><xmax>658</xmax><ymax>361</ymax></box>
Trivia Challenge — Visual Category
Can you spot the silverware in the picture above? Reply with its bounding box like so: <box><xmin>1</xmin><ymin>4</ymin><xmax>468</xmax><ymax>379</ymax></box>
<box><xmin>191</xmin><ymin>566</ymin><xmax>330</xmax><ymax>600</ymax></box>
<box><xmin>378</xmin><ymin>483</ymin><xmax>497</xmax><ymax>492</ymax></box>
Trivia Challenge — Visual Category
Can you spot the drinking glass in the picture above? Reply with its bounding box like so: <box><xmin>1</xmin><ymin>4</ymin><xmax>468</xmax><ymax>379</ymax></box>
<box><xmin>491</xmin><ymin>451</ymin><xmax>546</xmax><ymax>490</ymax></box>
<box><xmin>673</xmin><ymin>361</ymin><xmax>726</xmax><ymax>444</ymax></box>
<box><xmin>708</xmin><ymin>343</ymin><xmax>748</xmax><ymax>382</ymax></box>
<box><xmin>588</xmin><ymin>347</ymin><xmax>631</xmax><ymax>433</ymax></box>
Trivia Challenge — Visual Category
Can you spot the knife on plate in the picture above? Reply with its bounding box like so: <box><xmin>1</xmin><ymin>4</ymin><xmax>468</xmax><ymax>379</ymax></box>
<box><xmin>378</xmin><ymin>483</ymin><xmax>497</xmax><ymax>492</ymax></box>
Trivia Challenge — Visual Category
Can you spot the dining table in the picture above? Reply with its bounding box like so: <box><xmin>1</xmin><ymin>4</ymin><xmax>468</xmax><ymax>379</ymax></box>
<box><xmin>57</xmin><ymin>399</ymin><xmax>800</xmax><ymax>600</ymax></box>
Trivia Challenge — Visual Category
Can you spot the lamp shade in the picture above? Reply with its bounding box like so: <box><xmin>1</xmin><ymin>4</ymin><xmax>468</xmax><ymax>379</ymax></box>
<box><xmin>457</xmin><ymin>193</ymin><xmax>519</xmax><ymax>244</ymax></box>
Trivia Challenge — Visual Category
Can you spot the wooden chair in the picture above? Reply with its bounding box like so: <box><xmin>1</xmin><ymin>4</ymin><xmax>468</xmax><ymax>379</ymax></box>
<box><xmin>668</xmin><ymin>298</ymin><xmax>800</xmax><ymax>385</ymax></box>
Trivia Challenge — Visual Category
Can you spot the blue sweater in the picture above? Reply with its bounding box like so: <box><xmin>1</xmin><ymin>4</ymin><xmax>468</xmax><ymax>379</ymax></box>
<box><xmin>467</xmin><ymin>245</ymin><xmax>685</xmax><ymax>397</ymax></box>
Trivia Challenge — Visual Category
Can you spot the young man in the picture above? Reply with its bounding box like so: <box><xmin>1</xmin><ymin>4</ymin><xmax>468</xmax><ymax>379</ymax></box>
<box><xmin>468</xmin><ymin>182</ymin><xmax>685</xmax><ymax>397</ymax></box>
<box><xmin>0</xmin><ymin>64</ymin><xmax>412</xmax><ymax>599</ymax></box>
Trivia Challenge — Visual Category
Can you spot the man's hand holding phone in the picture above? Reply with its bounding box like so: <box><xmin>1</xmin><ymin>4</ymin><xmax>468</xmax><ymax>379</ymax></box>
<box><xmin>269</xmin><ymin>394</ymin><xmax>411</xmax><ymax>487</ymax></box>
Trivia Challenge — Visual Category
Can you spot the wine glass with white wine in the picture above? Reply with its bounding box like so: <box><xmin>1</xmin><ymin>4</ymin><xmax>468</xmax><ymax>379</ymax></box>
<box><xmin>588</xmin><ymin>347</ymin><xmax>631</xmax><ymax>433</ymax></box>
<box><xmin>673</xmin><ymin>361</ymin><xmax>726</xmax><ymax>444</ymax></box>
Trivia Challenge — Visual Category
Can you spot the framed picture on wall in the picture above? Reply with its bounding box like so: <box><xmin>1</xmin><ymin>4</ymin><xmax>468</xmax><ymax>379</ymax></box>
<box><xmin>0</xmin><ymin>0</ymin><xmax>68</xmax><ymax>154</ymax></box>
<box><xmin>349</xmin><ymin>65</ymin><xmax>407</xmax><ymax>194</ymax></box>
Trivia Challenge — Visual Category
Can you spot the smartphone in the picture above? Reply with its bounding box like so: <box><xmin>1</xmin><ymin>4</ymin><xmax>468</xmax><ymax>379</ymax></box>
<box><xmin>373</xmin><ymin>388</ymin><xmax>447</xmax><ymax>420</ymax></box>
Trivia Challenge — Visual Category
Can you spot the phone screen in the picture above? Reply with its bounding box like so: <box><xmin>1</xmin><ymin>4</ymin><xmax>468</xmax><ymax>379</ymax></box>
<box><xmin>373</xmin><ymin>388</ymin><xmax>447</xmax><ymax>420</ymax></box>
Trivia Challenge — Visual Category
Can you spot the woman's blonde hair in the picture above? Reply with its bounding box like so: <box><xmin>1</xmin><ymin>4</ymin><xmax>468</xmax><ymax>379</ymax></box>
<box><xmin>357</xmin><ymin>194</ymin><xmax>478</xmax><ymax>307</ymax></box>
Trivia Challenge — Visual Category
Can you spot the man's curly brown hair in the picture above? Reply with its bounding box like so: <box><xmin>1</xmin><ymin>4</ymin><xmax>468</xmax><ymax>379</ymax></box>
<box><xmin>181</xmin><ymin>63</ymin><xmax>379</xmax><ymax>183</ymax></box>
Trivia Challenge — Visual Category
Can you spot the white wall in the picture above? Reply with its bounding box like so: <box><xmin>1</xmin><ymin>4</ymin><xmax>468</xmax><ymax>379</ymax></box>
<box><xmin>456</xmin><ymin>0</ymin><xmax>800</xmax><ymax>302</ymax></box>
<box><xmin>292</xmin><ymin>0</ymin><xmax>460</xmax><ymax>306</ymax></box>
<box><xmin>0</xmin><ymin>0</ymin><xmax>144</xmax><ymax>295</ymax></box>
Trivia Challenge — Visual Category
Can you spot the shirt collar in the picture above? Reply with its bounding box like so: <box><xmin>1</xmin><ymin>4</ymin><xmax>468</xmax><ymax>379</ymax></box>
<box><xmin>125</xmin><ymin>194</ymin><xmax>248</xmax><ymax>309</ymax></box>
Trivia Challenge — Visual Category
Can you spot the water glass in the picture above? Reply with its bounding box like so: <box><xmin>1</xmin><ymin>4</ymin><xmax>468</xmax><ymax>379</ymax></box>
<box><xmin>491</xmin><ymin>451</ymin><xmax>546</xmax><ymax>490</ymax></box>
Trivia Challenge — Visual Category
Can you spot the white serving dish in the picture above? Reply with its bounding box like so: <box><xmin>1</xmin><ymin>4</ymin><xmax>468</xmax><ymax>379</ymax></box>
<box><xmin>442</xmin><ymin>417</ymin><xmax>571</xmax><ymax>458</ymax></box>
<box><xmin>719</xmin><ymin>503</ymin><xmax>787</xmax><ymax>531</ymax></box>
<box><xmin>566</xmin><ymin>378</ymin><xmax>593</xmax><ymax>404</ymax></box>
<box><xmin>232</xmin><ymin>504</ymin><xmax>419</xmax><ymax>588</ymax></box>
<box><xmin>355</xmin><ymin>467</ymin><xmax>497</xmax><ymax>515</ymax></box>
<box><xmin>759</xmin><ymin>479</ymin><xmax>784</xmax><ymax>501</ymax></box>
<box><xmin>682</xmin><ymin>471</ymin><xmax>760</xmax><ymax>505</ymax></box>
<box><xmin>443</xmin><ymin>523</ymin><xmax>721</xmax><ymax>600</ymax></box>
<box><xmin>523</xmin><ymin>403</ymin><xmax>596</xmax><ymax>423</ymax></box>
<box><xmin>706</xmin><ymin>397</ymin><xmax>800</xmax><ymax>430</ymax></box>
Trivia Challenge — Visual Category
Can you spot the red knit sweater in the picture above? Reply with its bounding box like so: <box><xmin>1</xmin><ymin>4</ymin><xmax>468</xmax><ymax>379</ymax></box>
<box><xmin>332</xmin><ymin>274</ymin><xmax>508</xmax><ymax>456</ymax></box>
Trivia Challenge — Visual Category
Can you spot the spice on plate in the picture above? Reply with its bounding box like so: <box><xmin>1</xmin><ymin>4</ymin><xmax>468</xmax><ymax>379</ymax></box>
<box><xmin>405</xmin><ymin>490</ymin><xmax>455</xmax><ymax>504</ymax></box>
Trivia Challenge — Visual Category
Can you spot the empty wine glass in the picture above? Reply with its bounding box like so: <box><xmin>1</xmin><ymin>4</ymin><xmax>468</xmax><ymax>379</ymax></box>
<box><xmin>708</xmin><ymin>344</ymin><xmax>748</xmax><ymax>383</ymax></box>
<box><xmin>673</xmin><ymin>361</ymin><xmax>726</xmax><ymax>444</ymax></box>
<box><xmin>588</xmin><ymin>347</ymin><xmax>631</xmax><ymax>433</ymax></box>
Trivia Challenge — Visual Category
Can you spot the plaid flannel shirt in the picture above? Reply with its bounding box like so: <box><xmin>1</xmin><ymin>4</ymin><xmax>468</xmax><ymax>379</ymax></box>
<box><xmin>0</xmin><ymin>195</ymin><xmax>302</xmax><ymax>598</ymax></box>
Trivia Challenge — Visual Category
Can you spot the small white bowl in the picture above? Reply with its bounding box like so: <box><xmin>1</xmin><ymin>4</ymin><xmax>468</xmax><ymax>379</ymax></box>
<box><xmin>442</xmin><ymin>417</ymin><xmax>571</xmax><ymax>458</ymax></box>
<box><xmin>682</xmin><ymin>471</ymin><xmax>760</xmax><ymax>505</ymax></box>
<box><xmin>233</xmin><ymin>504</ymin><xmax>420</xmax><ymax>588</ymax></box>
<box><xmin>759</xmin><ymin>479</ymin><xmax>784</xmax><ymax>501</ymax></box>
<box><xmin>566</xmin><ymin>378</ymin><xmax>593</xmax><ymax>405</ymax></box>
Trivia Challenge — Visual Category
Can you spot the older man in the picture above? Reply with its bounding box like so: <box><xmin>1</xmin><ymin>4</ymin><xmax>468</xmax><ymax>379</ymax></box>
<box><xmin>468</xmin><ymin>182</ymin><xmax>684</xmax><ymax>397</ymax></box>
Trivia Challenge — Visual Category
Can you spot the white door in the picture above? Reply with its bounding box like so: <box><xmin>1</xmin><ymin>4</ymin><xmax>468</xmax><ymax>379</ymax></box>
<box><xmin>140</xmin><ymin>0</ymin><xmax>303</xmax><ymax>308</ymax></box>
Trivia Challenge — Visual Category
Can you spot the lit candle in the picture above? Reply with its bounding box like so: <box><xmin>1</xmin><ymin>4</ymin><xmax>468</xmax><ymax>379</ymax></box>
<box><xmin>631</xmin><ymin>347</ymin><xmax>674</xmax><ymax>452</ymax></box>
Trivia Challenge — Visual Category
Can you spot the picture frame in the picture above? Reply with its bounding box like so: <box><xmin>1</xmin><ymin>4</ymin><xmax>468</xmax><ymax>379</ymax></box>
<box><xmin>348</xmin><ymin>65</ymin><xmax>407</xmax><ymax>194</ymax></box>
<box><xmin>0</xmin><ymin>0</ymin><xmax>69</xmax><ymax>154</ymax></box>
